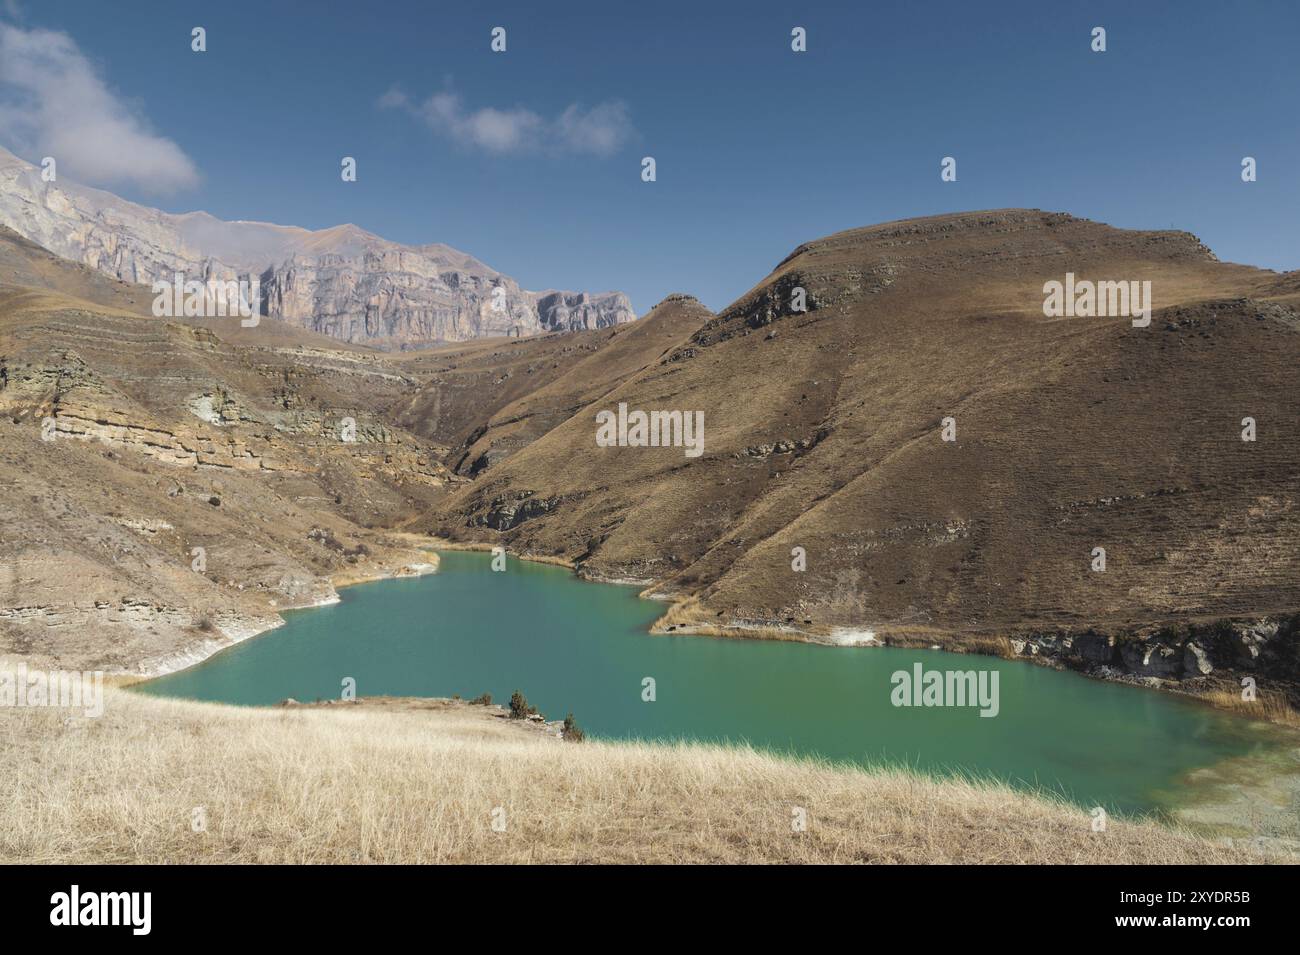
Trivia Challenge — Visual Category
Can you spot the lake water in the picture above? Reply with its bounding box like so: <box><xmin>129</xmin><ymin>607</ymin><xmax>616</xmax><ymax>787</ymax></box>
<box><xmin>138</xmin><ymin>551</ymin><xmax>1289</xmax><ymax>815</ymax></box>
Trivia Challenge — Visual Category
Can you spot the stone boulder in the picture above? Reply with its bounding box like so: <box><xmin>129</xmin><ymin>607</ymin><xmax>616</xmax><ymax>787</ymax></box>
<box><xmin>1119</xmin><ymin>641</ymin><xmax>1184</xmax><ymax>678</ymax></box>
<box><xmin>1232</xmin><ymin>623</ymin><xmax>1277</xmax><ymax>667</ymax></box>
<box><xmin>474</xmin><ymin>493</ymin><xmax>562</xmax><ymax>531</ymax></box>
<box><xmin>1184</xmin><ymin>642</ymin><xmax>1214</xmax><ymax>676</ymax></box>
<box><xmin>1074</xmin><ymin>632</ymin><xmax>1116</xmax><ymax>664</ymax></box>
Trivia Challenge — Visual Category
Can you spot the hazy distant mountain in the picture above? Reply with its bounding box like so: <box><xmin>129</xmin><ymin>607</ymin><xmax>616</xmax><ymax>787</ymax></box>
<box><xmin>0</xmin><ymin>144</ymin><xmax>635</xmax><ymax>347</ymax></box>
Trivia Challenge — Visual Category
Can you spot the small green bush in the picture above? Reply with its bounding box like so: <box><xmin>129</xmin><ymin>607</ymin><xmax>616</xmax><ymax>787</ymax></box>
<box><xmin>562</xmin><ymin>713</ymin><xmax>584</xmax><ymax>743</ymax></box>
<box><xmin>509</xmin><ymin>690</ymin><xmax>537</xmax><ymax>720</ymax></box>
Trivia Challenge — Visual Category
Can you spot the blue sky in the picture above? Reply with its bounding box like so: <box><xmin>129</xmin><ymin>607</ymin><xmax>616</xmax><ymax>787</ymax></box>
<box><xmin>2</xmin><ymin>0</ymin><xmax>1296</xmax><ymax>313</ymax></box>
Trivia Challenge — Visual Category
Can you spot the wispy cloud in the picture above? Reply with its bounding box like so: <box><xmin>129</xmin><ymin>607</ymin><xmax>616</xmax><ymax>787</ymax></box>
<box><xmin>380</xmin><ymin>85</ymin><xmax>635</xmax><ymax>158</ymax></box>
<box><xmin>0</xmin><ymin>22</ymin><xmax>199</xmax><ymax>193</ymax></box>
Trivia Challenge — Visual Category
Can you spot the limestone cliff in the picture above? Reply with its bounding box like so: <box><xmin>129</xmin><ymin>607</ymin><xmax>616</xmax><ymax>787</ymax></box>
<box><xmin>0</xmin><ymin>145</ymin><xmax>635</xmax><ymax>347</ymax></box>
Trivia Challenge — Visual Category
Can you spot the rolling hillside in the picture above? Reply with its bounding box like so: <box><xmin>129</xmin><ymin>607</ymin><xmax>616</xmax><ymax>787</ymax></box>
<box><xmin>423</xmin><ymin>210</ymin><xmax>1300</xmax><ymax>697</ymax></box>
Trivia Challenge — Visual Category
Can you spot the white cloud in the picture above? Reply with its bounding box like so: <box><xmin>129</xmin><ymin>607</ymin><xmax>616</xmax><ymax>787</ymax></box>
<box><xmin>380</xmin><ymin>85</ymin><xmax>634</xmax><ymax>158</ymax></box>
<box><xmin>554</xmin><ymin>101</ymin><xmax>635</xmax><ymax>156</ymax></box>
<box><xmin>376</xmin><ymin>87</ymin><xmax>409</xmax><ymax>111</ymax></box>
<box><xmin>0</xmin><ymin>23</ymin><xmax>199</xmax><ymax>193</ymax></box>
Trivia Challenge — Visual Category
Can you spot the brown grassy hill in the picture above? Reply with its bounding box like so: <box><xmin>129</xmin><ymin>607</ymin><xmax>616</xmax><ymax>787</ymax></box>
<box><xmin>452</xmin><ymin>295</ymin><xmax>710</xmax><ymax>465</ymax></box>
<box><xmin>424</xmin><ymin>210</ymin><xmax>1300</xmax><ymax>696</ymax></box>
<box><xmin>386</xmin><ymin>294</ymin><xmax>709</xmax><ymax>470</ymax></box>
<box><xmin>5</xmin><ymin>207</ymin><xmax>1298</xmax><ymax>701</ymax></box>
<box><xmin>0</xmin><ymin>223</ymin><xmax>699</xmax><ymax>674</ymax></box>
<box><xmin>0</xmin><ymin>225</ymin><xmax>151</xmax><ymax>316</ymax></box>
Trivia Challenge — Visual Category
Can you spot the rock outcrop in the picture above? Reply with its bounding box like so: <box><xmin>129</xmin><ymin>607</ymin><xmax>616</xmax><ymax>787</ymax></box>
<box><xmin>0</xmin><ymin>144</ymin><xmax>634</xmax><ymax>347</ymax></box>
<box><xmin>0</xmin><ymin>231</ymin><xmax>455</xmax><ymax>673</ymax></box>
<box><xmin>1007</xmin><ymin>616</ymin><xmax>1300</xmax><ymax>700</ymax></box>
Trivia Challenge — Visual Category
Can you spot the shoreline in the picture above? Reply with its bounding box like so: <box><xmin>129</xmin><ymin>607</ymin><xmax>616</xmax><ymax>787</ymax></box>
<box><xmin>423</xmin><ymin>538</ymin><xmax>1300</xmax><ymax>729</ymax></box>
<box><xmin>119</xmin><ymin>554</ymin><xmax>440</xmax><ymax>685</ymax></box>
<box><xmin>123</xmin><ymin>537</ymin><xmax>1298</xmax><ymax>732</ymax></box>
<box><xmin>102</xmin><ymin>542</ymin><xmax>1300</xmax><ymax>849</ymax></box>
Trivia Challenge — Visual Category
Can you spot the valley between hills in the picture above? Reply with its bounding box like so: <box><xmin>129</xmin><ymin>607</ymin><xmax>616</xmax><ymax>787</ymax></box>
<box><xmin>3</xmin><ymin>203</ymin><xmax>1300</xmax><ymax>863</ymax></box>
<box><xmin>4</xmin><ymin>207</ymin><xmax>1298</xmax><ymax>718</ymax></box>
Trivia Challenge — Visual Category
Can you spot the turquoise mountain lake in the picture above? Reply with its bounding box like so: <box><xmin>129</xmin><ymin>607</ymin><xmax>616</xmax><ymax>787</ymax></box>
<box><xmin>139</xmin><ymin>551</ymin><xmax>1288</xmax><ymax>815</ymax></box>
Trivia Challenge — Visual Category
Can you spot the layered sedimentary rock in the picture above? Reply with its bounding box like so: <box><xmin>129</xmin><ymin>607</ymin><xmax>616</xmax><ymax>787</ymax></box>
<box><xmin>0</xmin><ymin>227</ymin><xmax>454</xmax><ymax>672</ymax></box>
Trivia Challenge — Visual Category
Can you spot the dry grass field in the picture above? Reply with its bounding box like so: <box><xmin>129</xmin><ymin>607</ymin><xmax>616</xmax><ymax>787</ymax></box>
<box><xmin>0</xmin><ymin>685</ymin><xmax>1280</xmax><ymax>865</ymax></box>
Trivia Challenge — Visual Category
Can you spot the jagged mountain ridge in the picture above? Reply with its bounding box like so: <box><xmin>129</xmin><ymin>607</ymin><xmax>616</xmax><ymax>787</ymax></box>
<box><xmin>0</xmin><ymin>145</ymin><xmax>635</xmax><ymax>347</ymax></box>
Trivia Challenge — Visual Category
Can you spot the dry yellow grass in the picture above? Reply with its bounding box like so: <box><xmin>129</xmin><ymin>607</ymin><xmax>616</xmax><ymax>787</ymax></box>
<box><xmin>1201</xmin><ymin>686</ymin><xmax>1300</xmax><ymax>728</ymax></box>
<box><xmin>0</xmin><ymin>687</ymin><xmax>1281</xmax><ymax>864</ymax></box>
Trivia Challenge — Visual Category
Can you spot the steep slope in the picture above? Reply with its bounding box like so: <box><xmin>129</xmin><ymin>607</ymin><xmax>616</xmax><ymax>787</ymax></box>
<box><xmin>0</xmin><ymin>236</ymin><xmax>458</xmax><ymax>673</ymax></box>
<box><xmin>0</xmin><ymin>144</ymin><xmax>634</xmax><ymax>347</ymax></box>
<box><xmin>391</xmin><ymin>293</ymin><xmax>712</xmax><ymax>474</ymax></box>
<box><xmin>0</xmin><ymin>223</ymin><xmax>153</xmax><ymax>315</ymax></box>
<box><xmin>425</xmin><ymin>210</ymin><xmax>1300</xmax><ymax>691</ymax></box>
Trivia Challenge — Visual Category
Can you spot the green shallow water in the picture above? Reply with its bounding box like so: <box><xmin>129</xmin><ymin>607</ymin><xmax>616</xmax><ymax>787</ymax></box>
<box><xmin>138</xmin><ymin>551</ymin><xmax>1290</xmax><ymax>815</ymax></box>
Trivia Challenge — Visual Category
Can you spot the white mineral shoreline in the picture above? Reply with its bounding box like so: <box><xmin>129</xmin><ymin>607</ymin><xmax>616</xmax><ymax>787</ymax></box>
<box><xmin>128</xmin><ymin>560</ymin><xmax>438</xmax><ymax>681</ymax></box>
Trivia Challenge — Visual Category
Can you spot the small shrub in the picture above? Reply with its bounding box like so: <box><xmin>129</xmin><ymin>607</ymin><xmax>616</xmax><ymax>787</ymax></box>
<box><xmin>509</xmin><ymin>691</ymin><xmax>537</xmax><ymax>720</ymax></box>
<box><xmin>469</xmin><ymin>692</ymin><xmax>492</xmax><ymax>706</ymax></box>
<box><xmin>562</xmin><ymin>713</ymin><xmax>584</xmax><ymax>743</ymax></box>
